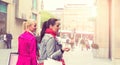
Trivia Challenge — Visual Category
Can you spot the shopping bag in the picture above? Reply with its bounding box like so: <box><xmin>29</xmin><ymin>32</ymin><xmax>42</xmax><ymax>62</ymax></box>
<box><xmin>8</xmin><ymin>52</ymin><xmax>18</xmax><ymax>65</ymax></box>
<box><xmin>44</xmin><ymin>58</ymin><xmax>62</xmax><ymax>65</ymax></box>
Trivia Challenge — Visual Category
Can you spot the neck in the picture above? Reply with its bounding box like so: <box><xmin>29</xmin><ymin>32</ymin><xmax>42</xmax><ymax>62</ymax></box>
<box><xmin>26</xmin><ymin>30</ymin><xmax>34</xmax><ymax>35</ymax></box>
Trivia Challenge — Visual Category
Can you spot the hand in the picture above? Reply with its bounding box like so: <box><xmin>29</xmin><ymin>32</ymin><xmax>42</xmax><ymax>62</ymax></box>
<box><xmin>62</xmin><ymin>47</ymin><xmax>70</xmax><ymax>52</ymax></box>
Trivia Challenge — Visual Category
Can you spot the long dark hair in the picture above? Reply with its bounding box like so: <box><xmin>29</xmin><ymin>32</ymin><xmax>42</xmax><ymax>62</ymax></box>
<box><xmin>39</xmin><ymin>18</ymin><xmax>59</xmax><ymax>43</ymax></box>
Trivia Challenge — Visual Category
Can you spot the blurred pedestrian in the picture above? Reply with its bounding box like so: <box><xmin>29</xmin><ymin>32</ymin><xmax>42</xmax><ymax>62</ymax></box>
<box><xmin>80</xmin><ymin>37</ymin><xmax>86</xmax><ymax>50</ymax></box>
<box><xmin>85</xmin><ymin>39</ymin><xmax>90</xmax><ymax>50</ymax></box>
<box><xmin>69</xmin><ymin>37</ymin><xmax>74</xmax><ymax>49</ymax></box>
<box><xmin>38</xmin><ymin>18</ymin><xmax>70</xmax><ymax>65</ymax></box>
<box><xmin>6</xmin><ymin>32</ymin><xmax>13</xmax><ymax>49</ymax></box>
<box><xmin>16</xmin><ymin>20</ymin><xmax>38</xmax><ymax>65</ymax></box>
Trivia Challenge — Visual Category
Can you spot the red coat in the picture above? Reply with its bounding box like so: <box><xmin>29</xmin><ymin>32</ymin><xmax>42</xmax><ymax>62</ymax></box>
<box><xmin>16</xmin><ymin>31</ymin><xmax>37</xmax><ymax>65</ymax></box>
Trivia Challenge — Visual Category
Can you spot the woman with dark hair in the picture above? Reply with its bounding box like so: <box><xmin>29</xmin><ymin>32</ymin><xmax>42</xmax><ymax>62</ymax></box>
<box><xmin>38</xmin><ymin>18</ymin><xmax>70</xmax><ymax>65</ymax></box>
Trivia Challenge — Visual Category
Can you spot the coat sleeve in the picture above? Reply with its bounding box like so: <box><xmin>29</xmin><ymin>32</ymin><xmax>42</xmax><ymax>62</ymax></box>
<box><xmin>29</xmin><ymin>38</ymin><xmax>37</xmax><ymax>65</ymax></box>
<box><xmin>46</xmin><ymin>38</ymin><xmax>63</xmax><ymax>60</ymax></box>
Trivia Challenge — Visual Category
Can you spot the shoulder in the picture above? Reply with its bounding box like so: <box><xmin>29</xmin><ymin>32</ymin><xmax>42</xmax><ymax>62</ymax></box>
<box><xmin>41</xmin><ymin>34</ymin><xmax>55</xmax><ymax>44</ymax></box>
<box><xmin>19</xmin><ymin>31</ymin><xmax>35</xmax><ymax>40</ymax></box>
<box><xmin>44</xmin><ymin>34</ymin><xmax>54</xmax><ymax>40</ymax></box>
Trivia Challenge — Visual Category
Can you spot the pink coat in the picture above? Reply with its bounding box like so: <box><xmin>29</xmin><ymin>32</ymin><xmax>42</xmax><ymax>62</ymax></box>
<box><xmin>16</xmin><ymin>31</ymin><xmax>37</xmax><ymax>65</ymax></box>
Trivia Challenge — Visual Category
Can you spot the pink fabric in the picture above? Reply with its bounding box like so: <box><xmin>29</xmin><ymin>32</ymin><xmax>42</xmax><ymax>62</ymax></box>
<box><xmin>16</xmin><ymin>31</ymin><xmax>37</xmax><ymax>65</ymax></box>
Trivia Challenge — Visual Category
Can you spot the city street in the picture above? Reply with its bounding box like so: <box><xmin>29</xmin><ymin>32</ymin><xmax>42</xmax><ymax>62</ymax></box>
<box><xmin>0</xmin><ymin>46</ymin><xmax>116</xmax><ymax>65</ymax></box>
<box><xmin>1</xmin><ymin>0</ymin><xmax>120</xmax><ymax>65</ymax></box>
<box><xmin>63</xmin><ymin>46</ymin><xmax>113</xmax><ymax>65</ymax></box>
<box><xmin>0</xmin><ymin>49</ymin><xmax>17</xmax><ymax>65</ymax></box>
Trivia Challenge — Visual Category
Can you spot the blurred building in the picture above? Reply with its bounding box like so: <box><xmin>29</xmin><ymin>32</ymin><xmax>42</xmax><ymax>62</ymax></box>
<box><xmin>95</xmin><ymin>0</ymin><xmax>120</xmax><ymax>60</ymax></box>
<box><xmin>48</xmin><ymin>2</ymin><xmax>95</xmax><ymax>43</ymax></box>
<box><xmin>0</xmin><ymin>0</ymin><xmax>41</xmax><ymax>49</ymax></box>
<box><xmin>48</xmin><ymin>3</ymin><xmax>95</xmax><ymax>38</ymax></box>
<box><xmin>63</xmin><ymin>4</ymin><xmax>95</xmax><ymax>33</ymax></box>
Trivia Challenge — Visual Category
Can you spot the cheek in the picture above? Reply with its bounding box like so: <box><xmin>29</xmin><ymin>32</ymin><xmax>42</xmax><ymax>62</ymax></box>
<box><xmin>56</xmin><ymin>27</ymin><xmax>60</xmax><ymax>31</ymax></box>
<box><xmin>53</xmin><ymin>28</ymin><xmax>57</xmax><ymax>32</ymax></box>
<box><xmin>34</xmin><ymin>27</ymin><xmax>37</xmax><ymax>30</ymax></box>
<box><xmin>31</xmin><ymin>27</ymin><xmax>36</xmax><ymax>31</ymax></box>
<box><xmin>58</xmin><ymin>27</ymin><xmax>61</xmax><ymax>29</ymax></box>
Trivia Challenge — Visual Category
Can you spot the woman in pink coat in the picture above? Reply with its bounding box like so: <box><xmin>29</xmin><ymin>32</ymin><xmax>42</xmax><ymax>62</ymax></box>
<box><xmin>16</xmin><ymin>20</ymin><xmax>37</xmax><ymax>65</ymax></box>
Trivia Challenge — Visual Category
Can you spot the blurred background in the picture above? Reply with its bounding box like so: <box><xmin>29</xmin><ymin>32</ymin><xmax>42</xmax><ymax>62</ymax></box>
<box><xmin>0</xmin><ymin>0</ymin><xmax>120</xmax><ymax>65</ymax></box>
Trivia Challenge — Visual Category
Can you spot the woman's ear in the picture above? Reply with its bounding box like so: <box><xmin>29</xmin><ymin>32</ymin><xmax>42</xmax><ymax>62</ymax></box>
<box><xmin>49</xmin><ymin>25</ymin><xmax>53</xmax><ymax>29</ymax></box>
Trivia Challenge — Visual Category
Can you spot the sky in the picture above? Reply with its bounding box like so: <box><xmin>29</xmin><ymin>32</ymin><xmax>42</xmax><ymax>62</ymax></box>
<box><xmin>43</xmin><ymin>0</ymin><xmax>95</xmax><ymax>10</ymax></box>
<box><xmin>43</xmin><ymin>0</ymin><xmax>64</xmax><ymax>10</ymax></box>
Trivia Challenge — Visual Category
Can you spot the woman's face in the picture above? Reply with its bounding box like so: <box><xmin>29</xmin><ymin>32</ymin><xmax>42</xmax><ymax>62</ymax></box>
<box><xmin>29</xmin><ymin>23</ymin><xmax>37</xmax><ymax>33</ymax></box>
<box><xmin>50</xmin><ymin>21</ymin><xmax>60</xmax><ymax>33</ymax></box>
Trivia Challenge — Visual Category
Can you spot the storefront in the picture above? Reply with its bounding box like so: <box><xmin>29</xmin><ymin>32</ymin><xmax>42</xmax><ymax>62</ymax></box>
<box><xmin>0</xmin><ymin>1</ymin><xmax>7</xmax><ymax>48</ymax></box>
<box><xmin>0</xmin><ymin>1</ymin><xmax>7</xmax><ymax>35</ymax></box>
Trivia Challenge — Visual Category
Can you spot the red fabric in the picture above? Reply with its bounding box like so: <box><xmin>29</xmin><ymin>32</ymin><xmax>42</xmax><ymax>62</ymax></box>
<box><xmin>60</xmin><ymin>59</ymin><xmax>66</xmax><ymax>65</ymax></box>
<box><xmin>38</xmin><ymin>62</ymin><xmax>44</xmax><ymax>65</ymax></box>
<box><xmin>45</xmin><ymin>28</ymin><xmax>57</xmax><ymax>38</ymax></box>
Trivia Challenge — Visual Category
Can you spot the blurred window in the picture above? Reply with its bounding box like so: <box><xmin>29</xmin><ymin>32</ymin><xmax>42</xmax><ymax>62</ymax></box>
<box><xmin>32</xmin><ymin>13</ymin><xmax>37</xmax><ymax>20</ymax></box>
<box><xmin>32</xmin><ymin>0</ymin><xmax>37</xmax><ymax>10</ymax></box>
<box><xmin>0</xmin><ymin>1</ymin><xmax>7</xmax><ymax>13</ymax></box>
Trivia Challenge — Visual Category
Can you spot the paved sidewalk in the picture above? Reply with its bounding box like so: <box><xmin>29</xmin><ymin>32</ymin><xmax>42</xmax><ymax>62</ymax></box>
<box><xmin>0</xmin><ymin>49</ymin><xmax>17</xmax><ymax>65</ymax></box>
<box><xmin>0</xmin><ymin>46</ymin><xmax>120</xmax><ymax>65</ymax></box>
<box><xmin>63</xmin><ymin>46</ymin><xmax>113</xmax><ymax>65</ymax></box>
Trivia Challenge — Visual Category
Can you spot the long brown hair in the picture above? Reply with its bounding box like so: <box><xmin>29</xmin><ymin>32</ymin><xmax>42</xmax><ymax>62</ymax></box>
<box><xmin>39</xmin><ymin>18</ymin><xmax>59</xmax><ymax>43</ymax></box>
